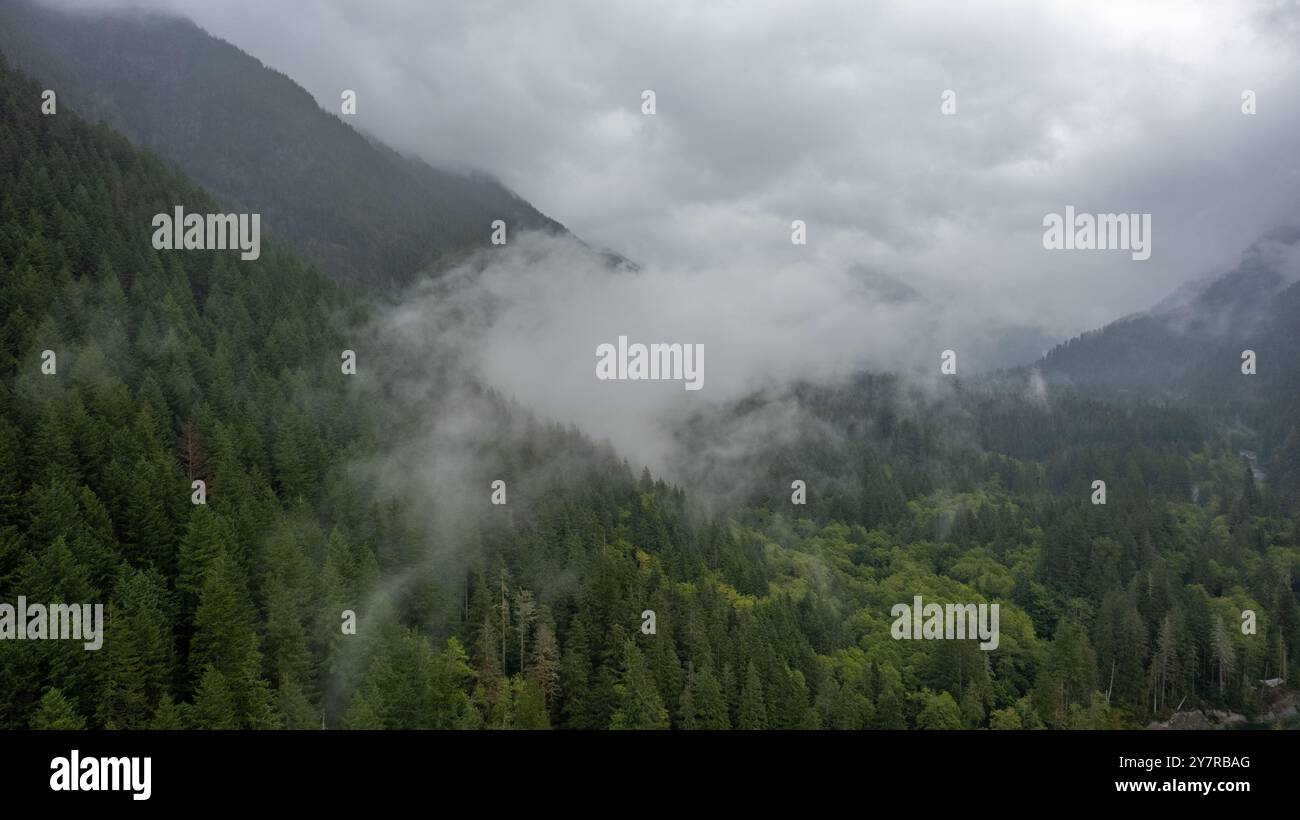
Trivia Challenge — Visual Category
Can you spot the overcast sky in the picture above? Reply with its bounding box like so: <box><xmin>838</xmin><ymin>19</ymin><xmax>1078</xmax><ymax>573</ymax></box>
<box><xmin>46</xmin><ymin>0</ymin><xmax>1299</xmax><ymax>335</ymax></box>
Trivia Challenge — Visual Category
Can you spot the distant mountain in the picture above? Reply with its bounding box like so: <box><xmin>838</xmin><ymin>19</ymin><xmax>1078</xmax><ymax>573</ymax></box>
<box><xmin>1038</xmin><ymin>225</ymin><xmax>1300</xmax><ymax>394</ymax></box>
<box><xmin>0</xmin><ymin>0</ymin><xmax>572</xmax><ymax>288</ymax></box>
<box><xmin>1035</xmin><ymin>226</ymin><xmax>1300</xmax><ymax>494</ymax></box>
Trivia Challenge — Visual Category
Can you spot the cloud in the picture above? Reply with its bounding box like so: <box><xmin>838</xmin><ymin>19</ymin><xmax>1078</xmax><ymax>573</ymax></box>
<box><xmin>34</xmin><ymin>0</ymin><xmax>1300</xmax><ymax>364</ymax></box>
<box><xmin>362</xmin><ymin>231</ymin><xmax>1040</xmax><ymax>476</ymax></box>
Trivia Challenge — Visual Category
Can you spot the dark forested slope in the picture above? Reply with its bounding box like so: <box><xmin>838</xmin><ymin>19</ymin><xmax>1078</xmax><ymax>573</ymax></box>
<box><xmin>0</xmin><ymin>0</ymin><xmax>568</xmax><ymax>288</ymax></box>
<box><xmin>0</xmin><ymin>50</ymin><xmax>366</xmax><ymax>727</ymax></box>
<box><xmin>1036</xmin><ymin>227</ymin><xmax>1300</xmax><ymax>502</ymax></box>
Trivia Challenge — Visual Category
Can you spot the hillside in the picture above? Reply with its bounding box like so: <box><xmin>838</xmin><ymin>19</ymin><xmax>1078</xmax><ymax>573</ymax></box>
<box><xmin>1037</xmin><ymin>227</ymin><xmax>1300</xmax><ymax>500</ymax></box>
<box><xmin>0</xmin><ymin>0</ymin><xmax>569</xmax><ymax>288</ymax></box>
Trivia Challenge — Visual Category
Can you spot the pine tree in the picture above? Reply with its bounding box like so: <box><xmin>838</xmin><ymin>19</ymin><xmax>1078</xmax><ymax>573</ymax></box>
<box><xmin>188</xmin><ymin>549</ymin><xmax>276</xmax><ymax>727</ymax></box>
<box><xmin>737</xmin><ymin>661</ymin><xmax>767</xmax><ymax>730</ymax></box>
<box><xmin>431</xmin><ymin>637</ymin><xmax>479</xmax><ymax>729</ymax></box>
<box><xmin>560</xmin><ymin>618</ymin><xmax>596</xmax><ymax>729</ymax></box>
<box><xmin>97</xmin><ymin>567</ymin><xmax>173</xmax><ymax>729</ymax></box>
<box><xmin>679</xmin><ymin>665</ymin><xmax>699</xmax><ymax>729</ymax></box>
<box><xmin>693</xmin><ymin>664</ymin><xmax>730</xmax><ymax>729</ymax></box>
<box><xmin>259</xmin><ymin>525</ymin><xmax>316</xmax><ymax>704</ymax></box>
<box><xmin>343</xmin><ymin>686</ymin><xmax>385</xmax><ymax>730</ymax></box>
<box><xmin>609</xmin><ymin>640</ymin><xmax>669</xmax><ymax>729</ymax></box>
<box><xmin>149</xmin><ymin>694</ymin><xmax>189</xmax><ymax>729</ymax></box>
<box><xmin>32</xmin><ymin>688</ymin><xmax>86</xmax><ymax>729</ymax></box>
<box><xmin>513</xmin><ymin>678</ymin><xmax>551</xmax><ymax>729</ymax></box>
<box><xmin>1210</xmin><ymin>614</ymin><xmax>1236</xmax><ymax>694</ymax></box>
<box><xmin>277</xmin><ymin>672</ymin><xmax>319</xmax><ymax>729</ymax></box>
<box><xmin>192</xmin><ymin>666</ymin><xmax>239</xmax><ymax>729</ymax></box>
<box><xmin>176</xmin><ymin>506</ymin><xmax>234</xmax><ymax>614</ymax></box>
<box><xmin>515</xmin><ymin>588</ymin><xmax>537</xmax><ymax>676</ymax></box>
<box><xmin>528</xmin><ymin>616</ymin><xmax>561</xmax><ymax>709</ymax></box>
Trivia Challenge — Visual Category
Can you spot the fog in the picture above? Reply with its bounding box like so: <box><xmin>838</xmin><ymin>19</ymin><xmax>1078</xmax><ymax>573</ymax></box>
<box><xmin>38</xmin><ymin>0</ymin><xmax>1300</xmax><ymax>344</ymax></box>
<box><xmin>32</xmin><ymin>0</ymin><xmax>1300</xmax><ymax>475</ymax></box>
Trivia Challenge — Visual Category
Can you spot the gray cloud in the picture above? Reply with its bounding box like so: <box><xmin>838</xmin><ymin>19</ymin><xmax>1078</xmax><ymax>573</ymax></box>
<box><xmin>37</xmin><ymin>0</ymin><xmax>1300</xmax><ymax>401</ymax></box>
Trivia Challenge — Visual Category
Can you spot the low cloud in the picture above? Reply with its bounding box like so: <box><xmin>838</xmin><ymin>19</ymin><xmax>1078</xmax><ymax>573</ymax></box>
<box><xmin>32</xmin><ymin>0</ymin><xmax>1300</xmax><ymax>346</ymax></box>
<box><xmin>371</xmin><ymin>231</ymin><xmax>1033</xmax><ymax>476</ymax></box>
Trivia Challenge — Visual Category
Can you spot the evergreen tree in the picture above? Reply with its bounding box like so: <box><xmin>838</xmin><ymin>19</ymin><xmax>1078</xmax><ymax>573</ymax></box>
<box><xmin>737</xmin><ymin>661</ymin><xmax>768</xmax><ymax>730</ymax></box>
<box><xmin>32</xmin><ymin>688</ymin><xmax>86</xmax><ymax>730</ymax></box>
<box><xmin>609</xmin><ymin>640</ymin><xmax>669</xmax><ymax>729</ymax></box>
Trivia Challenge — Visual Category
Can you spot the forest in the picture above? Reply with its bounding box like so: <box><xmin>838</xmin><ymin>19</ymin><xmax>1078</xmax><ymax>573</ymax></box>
<box><xmin>1</xmin><ymin>53</ymin><xmax>1297</xmax><ymax>731</ymax></box>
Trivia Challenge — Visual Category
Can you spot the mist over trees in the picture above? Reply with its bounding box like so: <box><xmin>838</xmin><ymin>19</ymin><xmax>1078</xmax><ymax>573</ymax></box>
<box><xmin>1</xmin><ymin>12</ymin><xmax>1298</xmax><ymax>732</ymax></box>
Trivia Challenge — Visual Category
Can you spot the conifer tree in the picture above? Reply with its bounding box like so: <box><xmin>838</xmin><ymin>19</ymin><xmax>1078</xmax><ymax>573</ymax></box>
<box><xmin>737</xmin><ymin>661</ymin><xmax>768</xmax><ymax>730</ymax></box>
<box><xmin>32</xmin><ymin>688</ymin><xmax>86</xmax><ymax>730</ymax></box>
<box><xmin>609</xmin><ymin>640</ymin><xmax>669</xmax><ymax>729</ymax></box>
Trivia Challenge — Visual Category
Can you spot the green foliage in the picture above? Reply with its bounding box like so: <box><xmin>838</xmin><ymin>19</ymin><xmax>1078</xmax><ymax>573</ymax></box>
<box><xmin>609</xmin><ymin>640</ymin><xmax>669</xmax><ymax>730</ymax></box>
<box><xmin>32</xmin><ymin>688</ymin><xmax>86</xmax><ymax>729</ymax></box>
<box><xmin>916</xmin><ymin>691</ymin><xmax>963</xmax><ymax>730</ymax></box>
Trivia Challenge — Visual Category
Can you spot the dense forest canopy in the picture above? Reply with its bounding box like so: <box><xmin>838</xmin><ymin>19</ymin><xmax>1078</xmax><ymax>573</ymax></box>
<box><xmin>1</xmin><ymin>49</ymin><xmax>1297</xmax><ymax>732</ymax></box>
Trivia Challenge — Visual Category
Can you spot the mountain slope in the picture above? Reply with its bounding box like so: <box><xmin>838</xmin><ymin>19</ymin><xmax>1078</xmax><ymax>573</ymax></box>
<box><xmin>1035</xmin><ymin>226</ymin><xmax>1300</xmax><ymax>497</ymax></box>
<box><xmin>0</xmin><ymin>0</ymin><xmax>568</xmax><ymax>288</ymax></box>
<box><xmin>0</xmin><ymin>48</ymin><xmax>368</xmax><ymax>727</ymax></box>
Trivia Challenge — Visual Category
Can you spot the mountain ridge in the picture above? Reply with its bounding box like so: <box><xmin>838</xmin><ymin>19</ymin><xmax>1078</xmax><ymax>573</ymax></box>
<box><xmin>0</xmin><ymin>0</ymin><xmax>574</xmax><ymax>288</ymax></box>
<box><xmin>1029</xmin><ymin>224</ymin><xmax>1300</xmax><ymax>498</ymax></box>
